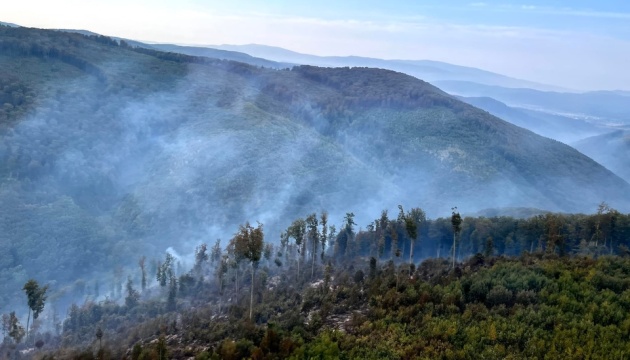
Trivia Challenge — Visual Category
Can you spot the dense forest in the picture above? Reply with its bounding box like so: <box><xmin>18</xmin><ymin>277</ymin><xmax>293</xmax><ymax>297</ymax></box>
<box><xmin>2</xmin><ymin>25</ymin><xmax>630</xmax><ymax>359</ymax></box>
<box><xmin>2</xmin><ymin>205</ymin><xmax>630</xmax><ymax>359</ymax></box>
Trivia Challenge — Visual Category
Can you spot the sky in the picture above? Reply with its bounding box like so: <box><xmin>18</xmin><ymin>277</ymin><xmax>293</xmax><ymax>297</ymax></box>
<box><xmin>4</xmin><ymin>0</ymin><xmax>630</xmax><ymax>90</ymax></box>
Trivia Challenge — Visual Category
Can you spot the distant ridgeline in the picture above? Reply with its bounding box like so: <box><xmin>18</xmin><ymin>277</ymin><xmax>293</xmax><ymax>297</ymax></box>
<box><xmin>1</xmin><ymin>25</ymin><xmax>630</xmax><ymax>333</ymax></box>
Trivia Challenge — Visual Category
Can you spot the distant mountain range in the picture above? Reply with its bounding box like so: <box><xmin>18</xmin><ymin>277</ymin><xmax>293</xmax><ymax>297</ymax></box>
<box><xmin>144</xmin><ymin>43</ymin><xmax>293</xmax><ymax>69</ymax></box>
<box><xmin>457</xmin><ymin>96</ymin><xmax>607</xmax><ymax>143</ymax></box>
<box><xmin>434</xmin><ymin>80</ymin><xmax>630</xmax><ymax>125</ymax></box>
<box><xmin>210</xmin><ymin>43</ymin><xmax>563</xmax><ymax>91</ymax></box>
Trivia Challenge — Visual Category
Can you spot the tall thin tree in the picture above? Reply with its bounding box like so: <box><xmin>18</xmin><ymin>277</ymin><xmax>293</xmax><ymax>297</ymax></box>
<box><xmin>286</xmin><ymin>219</ymin><xmax>306</xmax><ymax>280</ymax></box>
<box><xmin>320</xmin><ymin>212</ymin><xmax>328</xmax><ymax>262</ymax></box>
<box><xmin>306</xmin><ymin>213</ymin><xmax>320</xmax><ymax>279</ymax></box>
<box><xmin>451</xmin><ymin>207</ymin><xmax>463</xmax><ymax>269</ymax></box>
<box><xmin>22</xmin><ymin>279</ymin><xmax>48</xmax><ymax>342</ymax></box>
<box><xmin>232</xmin><ymin>222</ymin><xmax>264</xmax><ymax>321</ymax></box>
<box><xmin>138</xmin><ymin>256</ymin><xmax>147</xmax><ymax>292</ymax></box>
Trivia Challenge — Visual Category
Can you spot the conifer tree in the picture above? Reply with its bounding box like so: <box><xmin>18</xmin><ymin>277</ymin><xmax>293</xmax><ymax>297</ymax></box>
<box><xmin>157</xmin><ymin>253</ymin><xmax>175</xmax><ymax>287</ymax></box>
<box><xmin>125</xmin><ymin>277</ymin><xmax>140</xmax><ymax>308</ymax></box>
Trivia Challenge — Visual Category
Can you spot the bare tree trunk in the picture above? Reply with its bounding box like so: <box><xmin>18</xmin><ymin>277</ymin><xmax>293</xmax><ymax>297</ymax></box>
<box><xmin>235</xmin><ymin>267</ymin><xmax>239</xmax><ymax>300</ymax></box>
<box><xmin>218</xmin><ymin>276</ymin><xmax>223</xmax><ymax>315</ymax></box>
<box><xmin>311</xmin><ymin>245</ymin><xmax>316</xmax><ymax>279</ymax></box>
<box><xmin>26</xmin><ymin>309</ymin><xmax>31</xmax><ymax>343</ymax></box>
<box><xmin>249</xmin><ymin>265</ymin><xmax>255</xmax><ymax>321</ymax></box>
<box><xmin>452</xmin><ymin>234</ymin><xmax>456</xmax><ymax>269</ymax></box>
<box><xmin>409</xmin><ymin>240</ymin><xmax>414</xmax><ymax>263</ymax></box>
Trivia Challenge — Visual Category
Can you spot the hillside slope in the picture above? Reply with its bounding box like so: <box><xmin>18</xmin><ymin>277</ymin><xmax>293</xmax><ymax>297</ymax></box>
<box><xmin>573</xmin><ymin>130</ymin><xmax>630</xmax><ymax>183</ymax></box>
<box><xmin>458</xmin><ymin>96</ymin><xmax>606</xmax><ymax>143</ymax></box>
<box><xmin>1</xmin><ymin>25</ymin><xmax>629</xmax><ymax>313</ymax></box>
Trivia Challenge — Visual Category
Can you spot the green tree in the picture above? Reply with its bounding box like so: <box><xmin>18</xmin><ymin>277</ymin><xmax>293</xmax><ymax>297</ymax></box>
<box><xmin>389</xmin><ymin>221</ymin><xmax>399</xmax><ymax>262</ymax></box>
<box><xmin>232</xmin><ymin>222</ymin><xmax>264</xmax><ymax>320</ymax></box>
<box><xmin>287</xmin><ymin>218</ymin><xmax>306</xmax><ymax>279</ymax></box>
<box><xmin>377</xmin><ymin>210</ymin><xmax>389</xmax><ymax>262</ymax></box>
<box><xmin>194</xmin><ymin>243</ymin><xmax>209</xmax><ymax>276</ymax></box>
<box><xmin>125</xmin><ymin>277</ymin><xmax>140</xmax><ymax>308</ymax></box>
<box><xmin>8</xmin><ymin>312</ymin><xmax>25</xmax><ymax>344</ymax></box>
<box><xmin>157</xmin><ymin>253</ymin><xmax>175</xmax><ymax>287</ymax></box>
<box><xmin>398</xmin><ymin>205</ymin><xmax>426</xmax><ymax>263</ymax></box>
<box><xmin>22</xmin><ymin>279</ymin><xmax>48</xmax><ymax>342</ymax></box>
<box><xmin>156</xmin><ymin>334</ymin><xmax>168</xmax><ymax>360</ymax></box>
<box><xmin>593</xmin><ymin>201</ymin><xmax>610</xmax><ymax>247</ymax></box>
<box><xmin>306</xmin><ymin>213</ymin><xmax>320</xmax><ymax>279</ymax></box>
<box><xmin>320</xmin><ymin>212</ymin><xmax>329</xmax><ymax>262</ymax></box>
<box><xmin>408</xmin><ymin>207</ymin><xmax>426</xmax><ymax>262</ymax></box>
<box><xmin>336</xmin><ymin>212</ymin><xmax>356</xmax><ymax>259</ymax></box>
<box><xmin>484</xmin><ymin>236</ymin><xmax>494</xmax><ymax>258</ymax></box>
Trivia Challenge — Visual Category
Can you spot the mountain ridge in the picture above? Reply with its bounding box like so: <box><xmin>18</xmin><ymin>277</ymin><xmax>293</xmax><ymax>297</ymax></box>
<box><xmin>210</xmin><ymin>43</ymin><xmax>564</xmax><ymax>91</ymax></box>
<box><xmin>573</xmin><ymin>130</ymin><xmax>630</xmax><ymax>184</ymax></box>
<box><xmin>434</xmin><ymin>80</ymin><xmax>630</xmax><ymax>124</ymax></box>
<box><xmin>1</xmin><ymin>25</ymin><xmax>629</xmax><ymax>315</ymax></box>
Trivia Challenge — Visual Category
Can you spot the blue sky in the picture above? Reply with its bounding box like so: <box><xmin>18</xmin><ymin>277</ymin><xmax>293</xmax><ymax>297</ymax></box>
<box><xmin>4</xmin><ymin>0</ymin><xmax>630</xmax><ymax>90</ymax></box>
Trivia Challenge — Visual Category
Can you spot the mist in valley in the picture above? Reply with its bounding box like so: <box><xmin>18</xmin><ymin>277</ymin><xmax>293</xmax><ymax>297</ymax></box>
<box><xmin>1</xmin><ymin>27</ymin><xmax>630</xmax><ymax>358</ymax></box>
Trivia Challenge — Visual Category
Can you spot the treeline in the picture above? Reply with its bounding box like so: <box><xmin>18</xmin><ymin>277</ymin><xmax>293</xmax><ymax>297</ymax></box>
<box><xmin>2</xmin><ymin>205</ymin><xmax>630</xmax><ymax>359</ymax></box>
<box><xmin>325</xmin><ymin>204</ymin><xmax>629</xmax><ymax>263</ymax></box>
<box><xmin>0</xmin><ymin>28</ymin><xmax>107</xmax><ymax>83</ymax></box>
<box><xmin>0</xmin><ymin>26</ymin><xmax>263</xmax><ymax>87</ymax></box>
<box><xmin>257</xmin><ymin>65</ymin><xmax>481</xmax><ymax>123</ymax></box>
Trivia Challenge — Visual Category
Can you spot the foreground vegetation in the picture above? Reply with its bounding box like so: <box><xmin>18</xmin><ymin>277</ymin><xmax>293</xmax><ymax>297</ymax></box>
<box><xmin>2</xmin><ymin>206</ymin><xmax>630</xmax><ymax>359</ymax></box>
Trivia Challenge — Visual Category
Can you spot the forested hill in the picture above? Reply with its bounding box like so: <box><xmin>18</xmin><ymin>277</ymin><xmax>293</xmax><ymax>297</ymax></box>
<box><xmin>573</xmin><ymin>130</ymin><xmax>630</xmax><ymax>184</ymax></box>
<box><xmin>1</xmin><ymin>25</ymin><xmax>630</xmax><ymax>314</ymax></box>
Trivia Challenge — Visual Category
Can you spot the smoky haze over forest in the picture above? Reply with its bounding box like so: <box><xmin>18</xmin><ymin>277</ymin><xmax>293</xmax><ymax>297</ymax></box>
<box><xmin>1</xmin><ymin>26</ymin><xmax>630</xmax><ymax>334</ymax></box>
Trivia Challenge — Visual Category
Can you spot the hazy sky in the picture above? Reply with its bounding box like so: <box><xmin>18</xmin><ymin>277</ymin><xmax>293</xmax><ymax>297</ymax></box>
<box><xmin>4</xmin><ymin>0</ymin><xmax>630</xmax><ymax>90</ymax></box>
